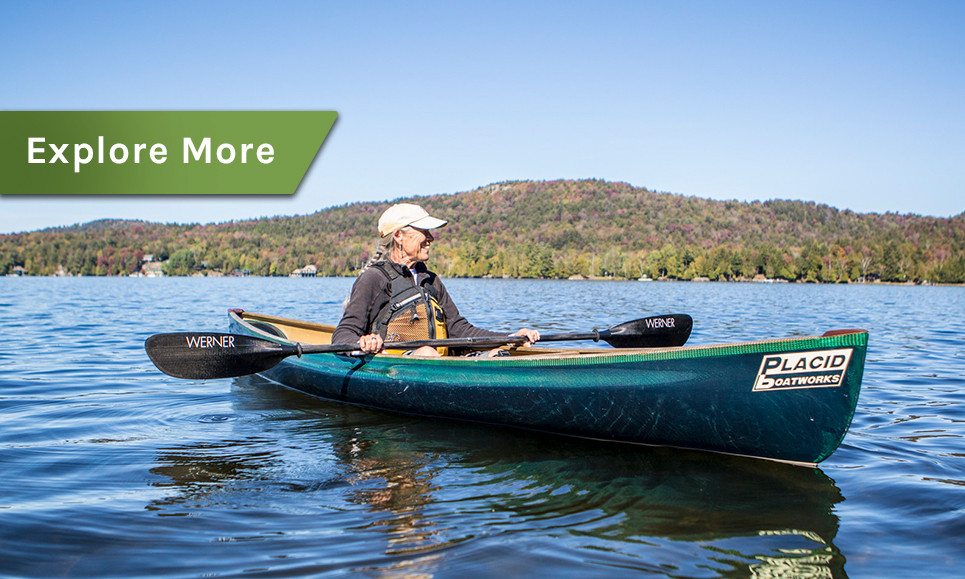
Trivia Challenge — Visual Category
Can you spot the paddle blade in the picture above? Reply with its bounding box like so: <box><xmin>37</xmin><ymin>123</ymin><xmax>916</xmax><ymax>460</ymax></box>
<box><xmin>603</xmin><ymin>314</ymin><xmax>693</xmax><ymax>348</ymax></box>
<box><xmin>145</xmin><ymin>333</ymin><xmax>298</xmax><ymax>380</ymax></box>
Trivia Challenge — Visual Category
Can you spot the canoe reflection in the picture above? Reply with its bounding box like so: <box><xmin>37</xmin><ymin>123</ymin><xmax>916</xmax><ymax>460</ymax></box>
<box><xmin>149</xmin><ymin>375</ymin><xmax>847</xmax><ymax>577</ymax></box>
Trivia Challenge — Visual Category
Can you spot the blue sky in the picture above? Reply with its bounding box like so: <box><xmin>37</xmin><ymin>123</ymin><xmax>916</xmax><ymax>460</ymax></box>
<box><xmin>1</xmin><ymin>1</ymin><xmax>963</xmax><ymax>234</ymax></box>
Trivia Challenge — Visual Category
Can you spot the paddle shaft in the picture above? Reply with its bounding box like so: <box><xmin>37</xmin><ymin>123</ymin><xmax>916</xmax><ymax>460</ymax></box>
<box><xmin>299</xmin><ymin>329</ymin><xmax>615</xmax><ymax>355</ymax></box>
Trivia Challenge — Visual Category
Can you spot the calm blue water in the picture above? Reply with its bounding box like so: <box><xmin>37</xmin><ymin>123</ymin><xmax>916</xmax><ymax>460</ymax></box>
<box><xmin>0</xmin><ymin>277</ymin><xmax>962</xmax><ymax>578</ymax></box>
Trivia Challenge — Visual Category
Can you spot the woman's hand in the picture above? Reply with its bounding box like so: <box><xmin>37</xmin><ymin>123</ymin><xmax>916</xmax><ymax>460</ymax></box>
<box><xmin>357</xmin><ymin>333</ymin><xmax>384</xmax><ymax>354</ymax></box>
<box><xmin>513</xmin><ymin>328</ymin><xmax>541</xmax><ymax>347</ymax></box>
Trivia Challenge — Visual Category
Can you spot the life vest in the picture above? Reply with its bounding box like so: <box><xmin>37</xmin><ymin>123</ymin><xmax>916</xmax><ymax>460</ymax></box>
<box><xmin>371</xmin><ymin>262</ymin><xmax>448</xmax><ymax>355</ymax></box>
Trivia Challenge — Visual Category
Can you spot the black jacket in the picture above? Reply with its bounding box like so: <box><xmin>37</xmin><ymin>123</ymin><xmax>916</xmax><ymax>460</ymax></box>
<box><xmin>331</xmin><ymin>260</ymin><xmax>506</xmax><ymax>345</ymax></box>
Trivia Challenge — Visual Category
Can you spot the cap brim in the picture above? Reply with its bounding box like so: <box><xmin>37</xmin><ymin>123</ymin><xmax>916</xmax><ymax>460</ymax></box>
<box><xmin>408</xmin><ymin>216</ymin><xmax>448</xmax><ymax>230</ymax></box>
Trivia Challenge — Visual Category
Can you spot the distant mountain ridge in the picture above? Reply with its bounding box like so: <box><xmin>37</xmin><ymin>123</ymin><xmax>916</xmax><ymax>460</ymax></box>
<box><xmin>52</xmin><ymin>219</ymin><xmax>156</xmax><ymax>234</ymax></box>
<box><xmin>2</xmin><ymin>179</ymin><xmax>963</xmax><ymax>283</ymax></box>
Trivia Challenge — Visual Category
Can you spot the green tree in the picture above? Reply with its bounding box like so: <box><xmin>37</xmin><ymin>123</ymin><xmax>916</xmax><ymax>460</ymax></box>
<box><xmin>165</xmin><ymin>248</ymin><xmax>197</xmax><ymax>276</ymax></box>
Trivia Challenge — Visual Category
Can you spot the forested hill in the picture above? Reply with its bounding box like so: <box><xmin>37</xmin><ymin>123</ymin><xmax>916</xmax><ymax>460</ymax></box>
<box><xmin>3</xmin><ymin>179</ymin><xmax>964</xmax><ymax>283</ymax></box>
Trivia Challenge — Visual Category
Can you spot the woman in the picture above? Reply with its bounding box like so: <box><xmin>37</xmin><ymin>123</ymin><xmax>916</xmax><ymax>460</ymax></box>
<box><xmin>332</xmin><ymin>203</ymin><xmax>540</xmax><ymax>356</ymax></box>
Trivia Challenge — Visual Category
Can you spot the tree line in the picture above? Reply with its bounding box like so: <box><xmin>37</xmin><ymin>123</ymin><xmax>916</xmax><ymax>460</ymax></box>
<box><xmin>2</xmin><ymin>180</ymin><xmax>963</xmax><ymax>283</ymax></box>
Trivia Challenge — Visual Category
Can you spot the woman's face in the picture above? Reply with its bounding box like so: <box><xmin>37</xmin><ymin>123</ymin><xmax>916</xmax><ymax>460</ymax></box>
<box><xmin>394</xmin><ymin>226</ymin><xmax>434</xmax><ymax>265</ymax></box>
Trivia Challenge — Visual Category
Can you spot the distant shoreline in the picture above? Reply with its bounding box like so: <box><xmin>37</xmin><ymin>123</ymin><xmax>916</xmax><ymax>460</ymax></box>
<box><xmin>4</xmin><ymin>273</ymin><xmax>961</xmax><ymax>287</ymax></box>
<box><xmin>3</xmin><ymin>179</ymin><xmax>963</xmax><ymax>283</ymax></box>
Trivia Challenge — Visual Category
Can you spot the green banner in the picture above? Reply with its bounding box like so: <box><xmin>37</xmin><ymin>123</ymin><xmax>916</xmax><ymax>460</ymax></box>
<box><xmin>0</xmin><ymin>111</ymin><xmax>337</xmax><ymax>195</ymax></box>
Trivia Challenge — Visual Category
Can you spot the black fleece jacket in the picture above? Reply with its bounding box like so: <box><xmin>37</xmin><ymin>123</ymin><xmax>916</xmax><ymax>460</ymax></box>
<box><xmin>331</xmin><ymin>260</ymin><xmax>507</xmax><ymax>345</ymax></box>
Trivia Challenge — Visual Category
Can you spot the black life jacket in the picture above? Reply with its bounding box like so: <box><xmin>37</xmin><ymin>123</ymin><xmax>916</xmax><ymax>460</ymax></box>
<box><xmin>371</xmin><ymin>262</ymin><xmax>448</xmax><ymax>355</ymax></box>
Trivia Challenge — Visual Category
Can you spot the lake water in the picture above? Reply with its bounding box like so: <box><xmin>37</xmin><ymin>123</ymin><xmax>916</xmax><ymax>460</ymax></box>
<box><xmin>0</xmin><ymin>277</ymin><xmax>962</xmax><ymax>578</ymax></box>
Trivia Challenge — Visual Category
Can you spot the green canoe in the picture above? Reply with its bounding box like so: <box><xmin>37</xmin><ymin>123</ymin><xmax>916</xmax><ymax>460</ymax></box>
<box><xmin>228</xmin><ymin>310</ymin><xmax>867</xmax><ymax>466</ymax></box>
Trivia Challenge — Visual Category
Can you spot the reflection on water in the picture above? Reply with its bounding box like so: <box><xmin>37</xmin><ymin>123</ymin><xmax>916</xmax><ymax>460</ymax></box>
<box><xmin>142</xmin><ymin>374</ymin><xmax>846</xmax><ymax>577</ymax></box>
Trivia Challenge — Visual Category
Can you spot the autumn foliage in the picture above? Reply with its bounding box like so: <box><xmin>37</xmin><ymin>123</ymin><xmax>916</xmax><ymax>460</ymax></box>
<box><xmin>2</xmin><ymin>180</ymin><xmax>963</xmax><ymax>283</ymax></box>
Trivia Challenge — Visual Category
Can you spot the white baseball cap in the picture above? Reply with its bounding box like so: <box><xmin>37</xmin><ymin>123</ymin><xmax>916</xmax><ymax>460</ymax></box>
<box><xmin>377</xmin><ymin>203</ymin><xmax>448</xmax><ymax>237</ymax></box>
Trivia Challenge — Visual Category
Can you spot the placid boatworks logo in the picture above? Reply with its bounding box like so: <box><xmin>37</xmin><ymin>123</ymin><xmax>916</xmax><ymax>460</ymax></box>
<box><xmin>753</xmin><ymin>348</ymin><xmax>853</xmax><ymax>391</ymax></box>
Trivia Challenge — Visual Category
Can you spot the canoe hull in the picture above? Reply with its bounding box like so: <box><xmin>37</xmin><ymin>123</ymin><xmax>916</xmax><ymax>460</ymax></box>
<box><xmin>229</xmin><ymin>311</ymin><xmax>867</xmax><ymax>465</ymax></box>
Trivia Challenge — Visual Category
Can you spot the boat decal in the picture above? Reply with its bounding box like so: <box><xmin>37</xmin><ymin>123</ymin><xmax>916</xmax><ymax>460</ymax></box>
<box><xmin>753</xmin><ymin>348</ymin><xmax>853</xmax><ymax>391</ymax></box>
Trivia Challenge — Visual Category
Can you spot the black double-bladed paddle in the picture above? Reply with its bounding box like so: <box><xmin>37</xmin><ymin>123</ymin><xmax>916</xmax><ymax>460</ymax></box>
<box><xmin>145</xmin><ymin>314</ymin><xmax>693</xmax><ymax>380</ymax></box>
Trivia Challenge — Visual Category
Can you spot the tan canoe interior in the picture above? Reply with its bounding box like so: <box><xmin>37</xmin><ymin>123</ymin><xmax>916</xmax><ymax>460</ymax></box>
<box><xmin>236</xmin><ymin>310</ymin><xmax>621</xmax><ymax>357</ymax></box>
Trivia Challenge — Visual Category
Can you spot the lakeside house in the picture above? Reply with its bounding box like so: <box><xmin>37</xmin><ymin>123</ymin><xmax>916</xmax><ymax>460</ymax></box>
<box><xmin>127</xmin><ymin>254</ymin><xmax>165</xmax><ymax>277</ymax></box>
<box><xmin>141</xmin><ymin>262</ymin><xmax>165</xmax><ymax>277</ymax></box>
<box><xmin>290</xmin><ymin>264</ymin><xmax>318</xmax><ymax>278</ymax></box>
